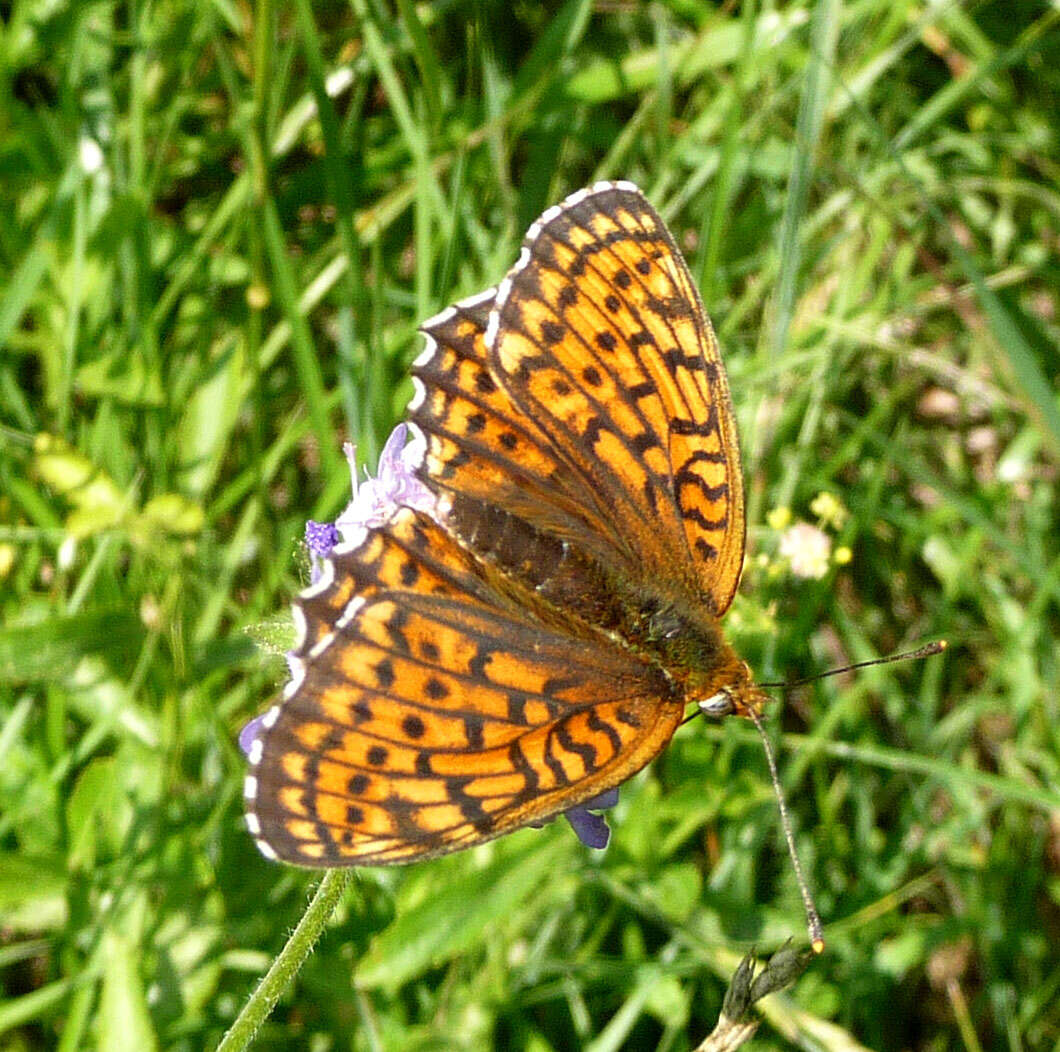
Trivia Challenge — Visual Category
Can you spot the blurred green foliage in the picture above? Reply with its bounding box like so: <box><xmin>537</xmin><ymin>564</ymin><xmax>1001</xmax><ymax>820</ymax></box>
<box><xmin>1</xmin><ymin>1</ymin><xmax>1059</xmax><ymax>1049</ymax></box>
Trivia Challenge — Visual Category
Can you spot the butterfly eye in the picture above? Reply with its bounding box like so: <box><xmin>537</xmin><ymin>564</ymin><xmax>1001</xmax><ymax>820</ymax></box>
<box><xmin>699</xmin><ymin>691</ymin><xmax>735</xmax><ymax>717</ymax></box>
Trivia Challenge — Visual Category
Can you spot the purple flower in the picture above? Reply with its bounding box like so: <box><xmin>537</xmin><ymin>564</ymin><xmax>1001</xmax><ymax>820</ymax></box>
<box><xmin>564</xmin><ymin>788</ymin><xmax>621</xmax><ymax>849</ymax></box>
<box><xmin>334</xmin><ymin>425</ymin><xmax>435</xmax><ymax>540</ymax></box>
<box><xmin>304</xmin><ymin>520</ymin><xmax>340</xmax><ymax>583</ymax></box>
<box><xmin>301</xmin><ymin>425</ymin><xmax>436</xmax><ymax>580</ymax></box>
<box><xmin>239</xmin><ymin>714</ymin><xmax>268</xmax><ymax>758</ymax></box>
<box><xmin>532</xmin><ymin>788</ymin><xmax>621</xmax><ymax>849</ymax></box>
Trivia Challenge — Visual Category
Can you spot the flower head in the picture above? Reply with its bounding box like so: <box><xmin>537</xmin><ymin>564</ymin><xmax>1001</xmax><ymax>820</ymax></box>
<box><xmin>766</xmin><ymin>506</ymin><xmax>792</xmax><ymax>531</ymax></box>
<box><xmin>779</xmin><ymin>522</ymin><xmax>832</xmax><ymax>580</ymax></box>
<box><xmin>302</xmin><ymin>424</ymin><xmax>436</xmax><ymax>580</ymax></box>
<box><xmin>304</xmin><ymin>520</ymin><xmax>340</xmax><ymax>583</ymax></box>
<box><xmin>564</xmin><ymin>789</ymin><xmax>621</xmax><ymax>849</ymax></box>
<box><xmin>334</xmin><ymin>424</ymin><xmax>435</xmax><ymax>541</ymax></box>
<box><xmin>809</xmin><ymin>491</ymin><xmax>849</xmax><ymax>531</ymax></box>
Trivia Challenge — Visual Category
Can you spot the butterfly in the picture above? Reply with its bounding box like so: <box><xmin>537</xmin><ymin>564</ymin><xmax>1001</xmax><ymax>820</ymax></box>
<box><xmin>242</xmin><ymin>181</ymin><xmax>768</xmax><ymax>866</ymax></box>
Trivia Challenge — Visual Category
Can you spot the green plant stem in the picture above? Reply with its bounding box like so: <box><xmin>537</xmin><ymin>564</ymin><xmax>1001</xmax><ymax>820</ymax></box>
<box><xmin>769</xmin><ymin>0</ymin><xmax>839</xmax><ymax>361</ymax></box>
<box><xmin>216</xmin><ymin>870</ymin><xmax>353</xmax><ymax>1052</ymax></box>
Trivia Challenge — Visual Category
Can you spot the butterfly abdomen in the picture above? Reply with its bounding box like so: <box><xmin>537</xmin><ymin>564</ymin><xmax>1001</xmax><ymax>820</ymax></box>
<box><xmin>443</xmin><ymin>493</ymin><xmax>630</xmax><ymax>636</ymax></box>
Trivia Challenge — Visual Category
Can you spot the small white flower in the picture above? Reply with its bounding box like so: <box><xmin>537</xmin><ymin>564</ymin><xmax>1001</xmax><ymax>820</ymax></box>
<box><xmin>779</xmin><ymin>522</ymin><xmax>832</xmax><ymax>580</ymax></box>
<box><xmin>78</xmin><ymin>137</ymin><xmax>104</xmax><ymax>174</ymax></box>
<box><xmin>58</xmin><ymin>535</ymin><xmax>78</xmax><ymax>571</ymax></box>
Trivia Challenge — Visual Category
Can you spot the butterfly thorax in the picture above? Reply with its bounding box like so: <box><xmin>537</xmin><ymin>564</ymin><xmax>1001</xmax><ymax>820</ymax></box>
<box><xmin>625</xmin><ymin>589</ymin><xmax>766</xmax><ymax>718</ymax></box>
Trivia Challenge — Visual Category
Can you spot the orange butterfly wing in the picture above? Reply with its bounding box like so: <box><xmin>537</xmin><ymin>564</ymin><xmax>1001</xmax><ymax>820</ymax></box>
<box><xmin>488</xmin><ymin>182</ymin><xmax>745</xmax><ymax>615</ymax></box>
<box><xmin>245</xmin><ymin>508</ymin><xmax>684</xmax><ymax>865</ymax></box>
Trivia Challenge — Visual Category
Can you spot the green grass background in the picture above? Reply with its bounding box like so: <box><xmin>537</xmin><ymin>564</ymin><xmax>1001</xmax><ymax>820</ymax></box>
<box><xmin>2</xmin><ymin>1</ymin><xmax>1059</xmax><ymax>1049</ymax></box>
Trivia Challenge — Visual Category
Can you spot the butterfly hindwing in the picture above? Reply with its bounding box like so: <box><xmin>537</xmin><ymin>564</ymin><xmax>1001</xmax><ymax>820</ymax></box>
<box><xmin>245</xmin><ymin>508</ymin><xmax>685</xmax><ymax>865</ymax></box>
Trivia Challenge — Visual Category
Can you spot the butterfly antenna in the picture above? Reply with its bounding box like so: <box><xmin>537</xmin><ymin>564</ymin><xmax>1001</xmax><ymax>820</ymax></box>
<box><xmin>682</xmin><ymin>642</ymin><xmax>947</xmax><ymax>941</ymax></box>
<box><xmin>749</xmin><ymin>707</ymin><xmax>825</xmax><ymax>954</ymax></box>
<box><xmin>759</xmin><ymin>640</ymin><xmax>947</xmax><ymax>690</ymax></box>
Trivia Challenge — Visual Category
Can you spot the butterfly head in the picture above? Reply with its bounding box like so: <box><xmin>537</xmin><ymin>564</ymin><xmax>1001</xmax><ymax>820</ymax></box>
<box><xmin>697</xmin><ymin>661</ymin><xmax>768</xmax><ymax>719</ymax></box>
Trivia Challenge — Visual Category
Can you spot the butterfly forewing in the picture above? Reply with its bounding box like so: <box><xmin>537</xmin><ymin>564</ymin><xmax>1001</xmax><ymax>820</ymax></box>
<box><xmin>246</xmin><ymin>508</ymin><xmax>685</xmax><ymax>865</ymax></box>
<box><xmin>489</xmin><ymin>182</ymin><xmax>745</xmax><ymax>614</ymax></box>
